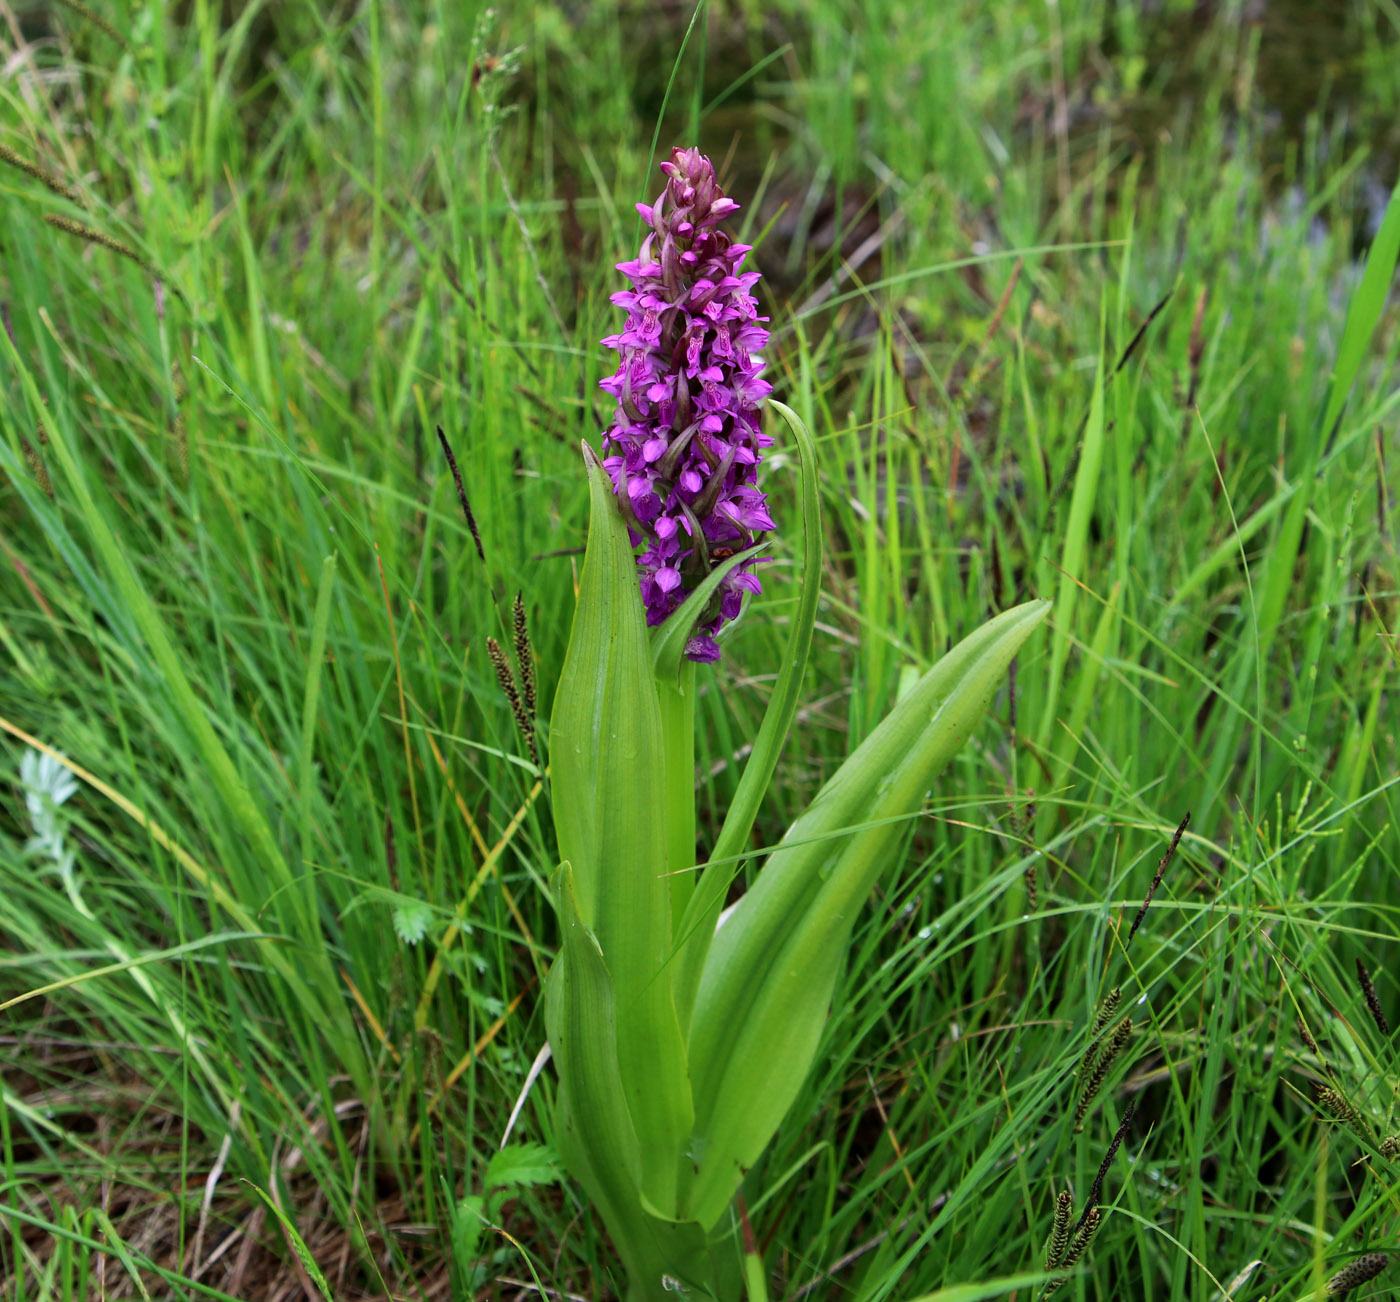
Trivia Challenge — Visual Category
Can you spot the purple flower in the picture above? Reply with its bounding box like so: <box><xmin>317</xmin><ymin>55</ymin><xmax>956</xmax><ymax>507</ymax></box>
<box><xmin>599</xmin><ymin>146</ymin><xmax>774</xmax><ymax>663</ymax></box>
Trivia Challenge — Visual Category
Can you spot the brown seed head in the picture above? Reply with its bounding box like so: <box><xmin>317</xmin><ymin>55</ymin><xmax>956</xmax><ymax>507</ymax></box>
<box><xmin>1314</xmin><ymin>1083</ymin><xmax>1376</xmax><ymax>1144</ymax></box>
<box><xmin>436</xmin><ymin>425</ymin><xmax>484</xmax><ymax>562</ymax></box>
<box><xmin>51</xmin><ymin>0</ymin><xmax>131</xmax><ymax>49</ymax></box>
<box><xmin>1044</xmin><ymin>1189</ymin><xmax>1073</xmax><ymax>1270</ymax></box>
<box><xmin>1063</xmin><ymin>1207</ymin><xmax>1102</xmax><ymax>1268</ymax></box>
<box><xmin>1356</xmin><ymin>957</ymin><xmax>1390</xmax><ymax>1036</ymax></box>
<box><xmin>1128</xmin><ymin>812</ymin><xmax>1189</xmax><ymax>944</ymax></box>
<box><xmin>1326</xmin><ymin>1252</ymin><xmax>1387</xmax><ymax>1296</ymax></box>
<box><xmin>43</xmin><ymin>214</ymin><xmax>148</xmax><ymax>271</ymax></box>
<box><xmin>1091</xmin><ymin>988</ymin><xmax>1122</xmax><ymax>1037</ymax></box>
<box><xmin>512</xmin><ymin>592</ymin><xmax>536</xmax><ymax>718</ymax></box>
<box><xmin>0</xmin><ymin>144</ymin><xmax>81</xmax><ymax>203</ymax></box>
<box><xmin>1044</xmin><ymin>1208</ymin><xmax>1101</xmax><ymax>1297</ymax></box>
<box><xmin>1075</xmin><ymin>1016</ymin><xmax>1133</xmax><ymax>1126</ymax></box>
<box><xmin>487</xmin><ymin>636</ymin><xmax>537</xmax><ymax>767</ymax></box>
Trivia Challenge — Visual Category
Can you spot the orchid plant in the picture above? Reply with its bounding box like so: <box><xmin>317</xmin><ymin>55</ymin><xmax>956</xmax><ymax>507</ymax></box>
<box><xmin>544</xmin><ymin>148</ymin><xmax>1049</xmax><ymax>1302</ymax></box>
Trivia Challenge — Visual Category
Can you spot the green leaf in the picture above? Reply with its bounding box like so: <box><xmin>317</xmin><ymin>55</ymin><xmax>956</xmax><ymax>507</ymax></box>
<box><xmin>547</xmin><ymin>451</ymin><xmax>693</xmax><ymax>1217</ymax></box>
<box><xmin>449</xmin><ymin>1194</ymin><xmax>488</xmax><ymax>1270</ymax></box>
<box><xmin>544</xmin><ymin>862</ymin><xmax>642</xmax><ymax>1218</ymax></box>
<box><xmin>646</xmin><ymin>539</ymin><xmax>769</xmax><ymax>939</ymax></box>
<box><xmin>297</xmin><ymin>552</ymin><xmax>337</xmax><ymax>907</ymax></box>
<box><xmin>1036</xmin><ymin>344</ymin><xmax>1104</xmax><ymax>750</ymax></box>
<box><xmin>652</xmin><ymin>546</ymin><xmax>762</xmax><ymax>934</ymax></box>
<box><xmin>672</xmin><ymin>399</ymin><xmax>823</xmax><ymax>1031</ymax></box>
<box><xmin>485</xmin><ymin>1143</ymin><xmax>562</xmax><ymax>1191</ymax></box>
<box><xmin>548</xmin><ymin>447</ymin><xmax>629</xmax><ymax>926</ymax></box>
<box><xmin>904</xmin><ymin>1271</ymin><xmax>1054</xmax><ymax>1302</ymax></box>
<box><xmin>1321</xmin><ymin>175</ymin><xmax>1400</xmax><ymax>451</ymax></box>
<box><xmin>656</xmin><ymin>661</ymin><xmax>699</xmax><ymax>942</ymax></box>
<box><xmin>683</xmin><ymin>599</ymin><xmax>1050</xmax><ymax>1228</ymax></box>
<box><xmin>545</xmin><ymin>864</ymin><xmax>717</xmax><ymax>1292</ymax></box>
<box><xmin>391</xmin><ymin>899</ymin><xmax>433</xmax><ymax>946</ymax></box>
<box><xmin>1254</xmin><ymin>172</ymin><xmax>1400</xmax><ymax>656</ymax></box>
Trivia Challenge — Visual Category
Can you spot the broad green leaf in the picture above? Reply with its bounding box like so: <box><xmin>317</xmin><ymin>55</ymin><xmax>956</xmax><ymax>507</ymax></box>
<box><xmin>657</xmin><ymin>662</ymin><xmax>699</xmax><ymax>938</ymax></box>
<box><xmin>547</xmin><ymin>449</ymin><xmax>693</xmax><ymax>1217</ymax></box>
<box><xmin>549</xmin><ymin>447</ymin><xmax>627</xmax><ymax>924</ymax></box>
<box><xmin>684</xmin><ymin>599</ymin><xmax>1050</xmax><ymax>1227</ymax></box>
<box><xmin>544</xmin><ymin>862</ymin><xmax>642</xmax><ymax>1225</ymax></box>
<box><xmin>546</xmin><ymin>865</ymin><xmax>717</xmax><ymax>1296</ymax></box>
<box><xmin>672</xmin><ymin>399</ymin><xmax>823</xmax><ymax>1030</ymax></box>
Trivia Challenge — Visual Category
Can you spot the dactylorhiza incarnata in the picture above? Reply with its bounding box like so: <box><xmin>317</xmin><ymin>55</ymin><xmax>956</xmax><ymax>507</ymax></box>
<box><xmin>599</xmin><ymin>146</ymin><xmax>775</xmax><ymax>663</ymax></box>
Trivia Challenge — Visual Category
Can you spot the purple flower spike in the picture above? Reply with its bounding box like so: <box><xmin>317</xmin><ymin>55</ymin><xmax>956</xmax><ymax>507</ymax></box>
<box><xmin>600</xmin><ymin>146</ymin><xmax>774</xmax><ymax>662</ymax></box>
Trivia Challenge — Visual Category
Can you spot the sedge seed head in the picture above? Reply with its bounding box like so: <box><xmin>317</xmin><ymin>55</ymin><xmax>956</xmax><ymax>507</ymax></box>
<box><xmin>1326</xmin><ymin>1252</ymin><xmax>1388</xmax><ymax>1296</ymax></box>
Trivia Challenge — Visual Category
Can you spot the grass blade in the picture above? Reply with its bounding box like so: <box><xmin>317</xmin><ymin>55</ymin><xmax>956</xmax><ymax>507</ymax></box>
<box><xmin>1254</xmin><ymin>173</ymin><xmax>1400</xmax><ymax>656</ymax></box>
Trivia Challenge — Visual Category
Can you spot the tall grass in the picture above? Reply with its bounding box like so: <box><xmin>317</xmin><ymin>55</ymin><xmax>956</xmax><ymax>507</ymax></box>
<box><xmin>2</xmin><ymin>1</ymin><xmax>1398</xmax><ymax>1298</ymax></box>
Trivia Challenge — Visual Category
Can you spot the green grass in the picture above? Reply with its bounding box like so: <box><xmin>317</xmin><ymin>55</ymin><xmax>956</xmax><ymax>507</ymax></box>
<box><xmin>2</xmin><ymin>0</ymin><xmax>1399</xmax><ymax>1298</ymax></box>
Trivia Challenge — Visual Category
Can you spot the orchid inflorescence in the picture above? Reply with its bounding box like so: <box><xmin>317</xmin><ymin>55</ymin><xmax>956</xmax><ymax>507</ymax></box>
<box><xmin>600</xmin><ymin>147</ymin><xmax>774</xmax><ymax>662</ymax></box>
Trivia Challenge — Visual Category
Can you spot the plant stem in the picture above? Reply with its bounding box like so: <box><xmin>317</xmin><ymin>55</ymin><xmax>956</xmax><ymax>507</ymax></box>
<box><xmin>657</xmin><ymin>660</ymin><xmax>697</xmax><ymax>932</ymax></box>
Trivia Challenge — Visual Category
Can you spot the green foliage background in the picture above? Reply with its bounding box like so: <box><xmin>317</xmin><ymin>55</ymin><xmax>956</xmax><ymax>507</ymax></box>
<box><xmin>1</xmin><ymin>0</ymin><xmax>1398</xmax><ymax>1298</ymax></box>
